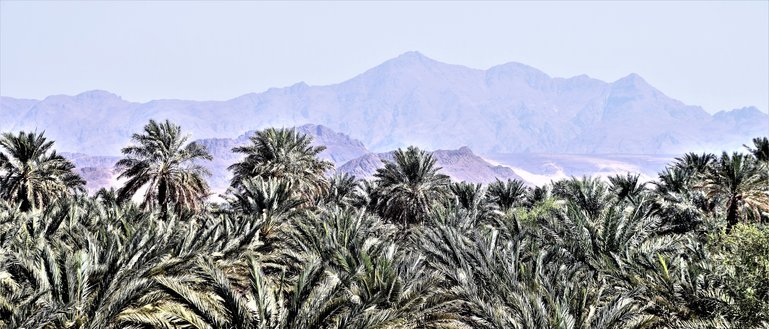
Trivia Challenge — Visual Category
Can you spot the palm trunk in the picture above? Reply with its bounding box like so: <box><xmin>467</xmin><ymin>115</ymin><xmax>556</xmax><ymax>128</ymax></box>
<box><xmin>19</xmin><ymin>185</ymin><xmax>31</xmax><ymax>212</ymax></box>
<box><xmin>725</xmin><ymin>195</ymin><xmax>739</xmax><ymax>234</ymax></box>
<box><xmin>159</xmin><ymin>179</ymin><xmax>168</xmax><ymax>220</ymax></box>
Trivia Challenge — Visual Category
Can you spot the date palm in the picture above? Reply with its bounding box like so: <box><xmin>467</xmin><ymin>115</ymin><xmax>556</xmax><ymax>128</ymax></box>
<box><xmin>229</xmin><ymin>128</ymin><xmax>333</xmax><ymax>202</ymax></box>
<box><xmin>487</xmin><ymin>178</ymin><xmax>529</xmax><ymax>211</ymax></box>
<box><xmin>552</xmin><ymin>176</ymin><xmax>610</xmax><ymax>220</ymax></box>
<box><xmin>373</xmin><ymin>146</ymin><xmax>450</xmax><ymax>226</ymax></box>
<box><xmin>674</xmin><ymin>152</ymin><xmax>716</xmax><ymax>176</ymax></box>
<box><xmin>608</xmin><ymin>173</ymin><xmax>646</xmax><ymax>204</ymax></box>
<box><xmin>324</xmin><ymin>172</ymin><xmax>360</xmax><ymax>206</ymax></box>
<box><xmin>745</xmin><ymin>137</ymin><xmax>769</xmax><ymax>162</ymax></box>
<box><xmin>654</xmin><ymin>153</ymin><xmax>715</xmax><ymax>197</ymax></box>
<box><xmin>0</xmin><ymin>131</ymin><xmax>84</xmax><ymax>211</ymax></box>
<box><xmin>700</xmin><ymin>152</ymin><xmax>769</xmax><ymax>232</ymax></box>
<box><xmin>115</xmin><ymin>119</ymin><xmax>212</xmax><ymax>215</ymax></box>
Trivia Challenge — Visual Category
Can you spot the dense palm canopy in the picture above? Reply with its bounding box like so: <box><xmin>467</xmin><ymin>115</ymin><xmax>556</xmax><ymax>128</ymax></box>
<box><xmin>0</xmin><ymin>131</ymin><xmax>84</xmax><ymax>211</ymax></box>
<box><xmin>115</xmin><ymin>119</ymin><xmax>212</xmax><ymax>214</ymax></box>
<box><xmin>1</xmin><ymin>126</ymin><xmax>768</xmax><ymax>329</ymax></box>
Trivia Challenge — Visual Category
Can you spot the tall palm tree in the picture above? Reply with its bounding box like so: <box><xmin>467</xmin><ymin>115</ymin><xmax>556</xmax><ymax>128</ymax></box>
<box><xmin>700</xmin><ymin>152</ymin><xmax>769</xmax><ymax>232</ymax></box>
<box><xmin>487</xmin><ymin>178</ymin><xmax>529</xmax><ymax>211</ymax></box>
<box><xmin>552</xmin><ymin>176</ymin><xmax>610</xmax><ymax>220</ymax></box>
<box><xmin>654</xmin><ymin>153</ymin><xmax>716</xmax><ymax>197</ymax></box>
<box><xmin>324</xmin><ymin>172</ymin><xmax>360</xmax><ymax>206</ymax></box>
<box><xmin>229</xmin><ymin>128</ymin><xmax>333</xmax><ymax>202</ymax></box>
<box><xmin>115</xmin><ymin>119</ymin><xmax>212</xmax><ymax>215</ymax></box>
<box><xmin>0</xmin><ymin>131</ymin><xmax>84</xmax><ymax>211</ymax></box>
<box><xmin>745</xmin><ymin>137</ymin><xmax>769</xmax><ymax>162</ymax></box>
<box><xmin>674</xmin><ymin>152</ymin><xmax>716</xmax><ymax>176</ymax></box>
<box><xmin>447</xmin><ymin>181</ymin><xmax>496</xmax><ymax>222</ymax></box>
<box><xmin>608</xmin><ymin>173</ymin><xmax>646</xmax><ymax>203</ymax></box>
<box><xmin>373</xmin><ymin>146</ymin><xmax>450</xmax><ymax>226</ymax></box>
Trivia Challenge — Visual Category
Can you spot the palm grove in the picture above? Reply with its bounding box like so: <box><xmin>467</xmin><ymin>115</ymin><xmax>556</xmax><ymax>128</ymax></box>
<box><xmin>1</xmin><ymin>119</ymin><xmax>768</xmax><ymax>329</ymax></box>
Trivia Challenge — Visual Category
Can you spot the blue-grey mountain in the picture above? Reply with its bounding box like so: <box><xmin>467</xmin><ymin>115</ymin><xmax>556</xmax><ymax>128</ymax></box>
<box><xmin>2</xmin><ymin>51</ymin><xmax>765</xmax><ymax>156</ymax></box>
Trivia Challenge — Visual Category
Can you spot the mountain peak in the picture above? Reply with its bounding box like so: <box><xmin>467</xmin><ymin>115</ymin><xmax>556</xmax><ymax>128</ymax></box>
<box><xmin>75</xmin><ymin>90</ymin><xmax>122</xmax><ymax>100</ymax></box>
<box><xmin>380</xmin><ymin>51</ymin><xmax>442</xmax><ymax>69</ymax></box>
<box><xmin>396</xmin><ymin>50</ymin><xmax>428</xmax><ymax>61</ymax></box>
<box><xmin>485</xmin><ymin>61</ymin><xmax>551</xmax><ymax>89</ymax></box>
<box><xmin>490</xmin><ymin>61</ymin><xmax>545</xmax><ymax>74</ymax></box>
<box><xmin>457</xmin><ymin>146</ymin><xmax>474</xmax><ymax>155</ymax></box>
<box><xmin>730</xmin><ymin>106</ymin><xmax>762</xmax><ymax>114</ymax></box>
<box><xmin>614</xmin><ymin>73</ymin><xmax>648</xmax><ymax>84</ymax></box>
<box><xmin>713</xmin><ymin>106</ymin><xmax>768</xmax><ymax>120</ymax></box>
<box><xmin>611</xmin><ymin>73</ymin><xmax>656</xmax><ymax>93</ymax></box>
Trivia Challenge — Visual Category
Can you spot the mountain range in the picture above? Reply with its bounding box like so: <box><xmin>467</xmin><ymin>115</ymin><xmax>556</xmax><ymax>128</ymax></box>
<box><xmin>2</xmin><ymin>51</ymin><xmax>766</xmax><ymax>157</ymax></box>
<box><xmin>2</xmin><ymin>52</ymin><xmax>767</xmax><ymax>193</ymax></box>
<box><xmin>62</xmin><ymin>124</ymin><xmax>525</xmax><ymax>193</ymax></box>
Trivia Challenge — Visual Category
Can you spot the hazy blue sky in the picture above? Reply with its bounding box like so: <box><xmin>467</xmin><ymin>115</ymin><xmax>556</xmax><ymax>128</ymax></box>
<box><xmin>1</xmin><ymin>1</ymin><xmax>767</xmax><ymax>113</ymax></box>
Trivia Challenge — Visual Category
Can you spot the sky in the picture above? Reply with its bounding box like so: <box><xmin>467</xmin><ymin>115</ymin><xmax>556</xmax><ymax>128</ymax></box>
<box><xmin>1</xmin><ymin>1</ymin><xmax>767</xmax><ymax>114</ymax></box>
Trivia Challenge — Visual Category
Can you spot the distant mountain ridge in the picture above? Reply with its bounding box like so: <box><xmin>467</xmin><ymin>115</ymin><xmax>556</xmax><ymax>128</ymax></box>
<box><xmin>193</xmin><ymin>124</ymin><xmax>372</xmax><ymax>192</ymax></box>
<box><xmin>62</xmin><ymin>125</ymin><xmax>522</xmax><ymax>193</ymax></box>
<box><xmin>338</xmin><ymin>146</ymin><xmax>524</xmax><ymax>184</ymax></box>
<box><xmin>2</xmin><ymin>51</ymin><xmax>765</xmax><ymax>156</ymax></box>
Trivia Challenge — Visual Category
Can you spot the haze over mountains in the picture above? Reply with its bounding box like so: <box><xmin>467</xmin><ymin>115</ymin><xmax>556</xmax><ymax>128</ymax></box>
<box><xmin>2</xmin><ymin>51</ymin><xmax>766</xmax><ymax>158</ymax></box>
<box><xmin>62</xmin><ymin>124</ymin><xmax>527</xmax><ymax>193</ymax></box>
<box><xmin>2</xmin><ymin>52</ymin><xmax>766</xmax><ymax>192</ymax></box>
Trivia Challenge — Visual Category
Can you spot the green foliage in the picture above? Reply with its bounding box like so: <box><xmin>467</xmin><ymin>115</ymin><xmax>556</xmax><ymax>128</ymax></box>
<box><xmin>115</xmin><ymin>119</ymin><xmax>213</xmax><ymax>215</ymax></box>
<box><xmin>700</xmin><ymin>152</ymin><xmax>769</xmax><ymax>231</ymax></box>
<box><xmin>487</xmin><ymin>178</ymin><xmax>528</xmax><ymax>211</ymax></box>
<box><xmin>0</xmin><ymin>131</ymin><xmax>85</xmax><ymax>211</ymax></box>
<box><xmin>229</xmin><ymin>127</ymin><xmax>334</xmax><ymax>203</ymax></box>
<box><xmin>1</xmin><ymin>128</ymin><xmax>768</xmax><ymax>329</ymax></box>
<box><xmin>372</xmin><ymin>146</ymin><xmax>450</xmax><ymax>227</ymax></box>
<box><xmin>712</xmin><ymin>223</ymin><xmax>769</xmax><ymax>325</ymax></box>
<box><xmin>745</xmin><ymin>137</ymin><xmax>769</xmax><ymax>162</ymax></box>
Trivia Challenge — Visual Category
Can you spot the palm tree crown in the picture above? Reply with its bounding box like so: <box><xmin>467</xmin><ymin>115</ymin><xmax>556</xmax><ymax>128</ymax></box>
<box><xmin>0</xmin><ymin>131</ymin><xmax>84</xmax><ymax>211</ymax></box>
<box><xmin>229</xmin><ymin>127</ymin><xmax>333</xmax><ymax>202</ymax></box>
<box><xmin>745</xmin><ymin>137</ymin><xmax>769</xmax><ymax>162</ymax></box>
<box><xmin>487</xmin><ymin>178</ymin><xmax>529</xmax><ymax>211</ymax></box>
<box><xmin>700</xmin><ymin>152</ymin><xmax>769</xmax><ymax>231</ymax></box>
<box><xmin>373</xmin><ymin>146</ymin><xmax>450</xmax><ymax>226</ymax></box>
<box><xmin>115</xmin><ymin>119</ymin><xmax>212</xmax><ymax>214</ymax></box>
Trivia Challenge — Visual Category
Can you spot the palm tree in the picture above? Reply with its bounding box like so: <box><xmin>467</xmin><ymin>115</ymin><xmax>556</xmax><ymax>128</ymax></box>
<box><xmin>227</xmin><ymin>176</ymin><xmax>303</xmax><ymax>220</ymax></box>
<box><xmin>674</xmin><ymin>152</ymin><xmax>716</xmax><ymax>176</ymax></box>
<box><xmin>654</xmin><ymin>153</ymin><xmax>716</xmax><ymax>197</ymax></box>
<box><xmin>115</xmin><ymin>119</ymin><xmax>212</xmax><ymax>215</ymax></box>
<box><xmin>552</xmin><ymin>176</ymin><xmax>610</xmax><ymax>220</ymax></box>
<box><xmin>655</xmin><ymin>166</ymin><xmax>692</xmax><ymax>195</ymax></box>
<box><xmin>229</xmin><ymin>128</ymin><xmax>333</xmax><ymax>202</ymax></box>
<box><xmin>324</xmin><ymin>172</ymin><xmax>360</xmax><ymax>206</ymax></box>
<box><xmin>700</xmin><ymin>152</ymin><xmax>769</xmax><ymax>232</ymax></box>
<box><xmin>487</xmin><ymin>178</ymin><xmax>528</xmax><ymax>211</ymax></box>
<box><xmin>745</xmin><ymin>137</ymin><xmax>769</xmax><ymax>162</ymax></box>
<box><xmin>373</xmin><ymin>146</ymin><xmax>450</xmax><ymax>226</ymax></box>
<box><xmin>608</xmin><ymin>173</ymin><xmax>646</xmax><ymax>203</ymax></box>
<box><xmin>446</xmin><ymin>181</ymin><xmax>496</xmax><ymax>222</ymax></box>
<box><xmin>0</xmin><ymin>197</ymin><xmax>192</xmax><ymax>329</ymax></box>
<box><xmin>0</xmin><ymin>131</ymin><xmax>84</xmax><ymax>211</ymax></box>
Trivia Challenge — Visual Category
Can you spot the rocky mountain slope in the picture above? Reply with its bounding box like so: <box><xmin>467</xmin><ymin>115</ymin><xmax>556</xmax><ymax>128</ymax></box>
<box><xmin>61</xmin><ymin>153</ymin><xmax>121</xmax><ymax>193</ymax></box>
<box><xmin>61</xmin><ymin>125</ymin><xmax>529</xmax><ymax>193</ymax></box>
<box><xmin>339</xmin><ymin>146</ymin><xmax>524</xmax><ymax>183</ymax></box>
<box><xmin>3</xmin><ymin>52</ymin><xmax>765</xmax><ymax>156</ymax></box>
<box><xmin>193</xmin><ymin>124</ymin><xmax>370</xmax><ymax>192</ymax></box>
